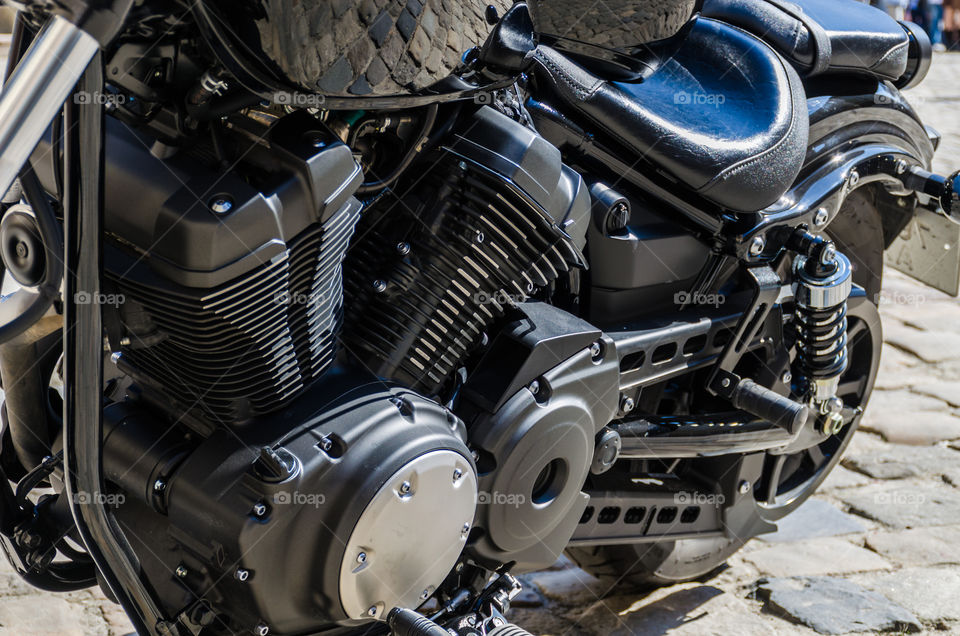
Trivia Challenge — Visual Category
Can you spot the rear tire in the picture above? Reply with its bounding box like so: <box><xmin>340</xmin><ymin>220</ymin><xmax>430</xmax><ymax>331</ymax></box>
<box><xmin>567</xmin><ymin>187</ymin><xmax>885</xmax><ymax>590</ymax></box>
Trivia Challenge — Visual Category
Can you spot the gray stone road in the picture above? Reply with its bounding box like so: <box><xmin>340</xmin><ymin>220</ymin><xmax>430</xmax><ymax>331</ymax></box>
<box><xmin>2</xmin><ymin>55</ymin><xmax>960</xmax><ymax>636</ymax></box>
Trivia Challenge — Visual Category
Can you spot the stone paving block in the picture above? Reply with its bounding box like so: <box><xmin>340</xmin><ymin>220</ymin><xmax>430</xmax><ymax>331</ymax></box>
<box><xmin>0</xmin><ymin>595</ymin><xmax>111</xmax><ymax>636</ymax></box>
<box><xmin>841</xmin><ymin>483</ymin><xmax>960</xmax><ymax>529</ymax></box>
<box><xmin>759</xmin><ymin>499</ymin><xmax>865</xmax><ymax>543</ymax></box>
<box><xmin>911</xmin><ymin>381</ymin><xmax>960</xmax><ymax>408</ymax></box>
<box><xmin>842</xmin><ymin>444</ymin><xmax>960</xmax><ymax>479</ymax></box>
<box><xmin>885</xmin><ymin>329</ymin><xmax>960</xmax><ymax>364</ymax></box>
<box><xmin>855</xmin><ymin>566</ymin><xmax>960</xmax><ymax>623</ymax></box>
<box><xmin>521</xmin><ymin>567</ymin><xmax>608</xmax><ymax>607</ymax></box>
<box><xmin>865</xmin><ymin>526</ymin><xmax>960</xmax><ymax>567</ymax></box>
<box><xmin>860</xmin><ymin>408</ymin><xmax>960</xmax><ymax>445</ymax></box>
<box><xmin>820</xmin><ymin>465</ymin><xmax>871</xmax><ymax>491</ymax></box>
<box><xmin>743</xmin><ymin>537</ymin><xmax>891</xmax><ymax>577</ymax></box>
<box><xmin>573</xmin><ymin>584</ymin><xmax>793</xmax><ymax>636</ymax></box>
<box><xmin>754</xmin><ymin>576</ymin><xmax>922</xmax><ymax>634</ymax></box>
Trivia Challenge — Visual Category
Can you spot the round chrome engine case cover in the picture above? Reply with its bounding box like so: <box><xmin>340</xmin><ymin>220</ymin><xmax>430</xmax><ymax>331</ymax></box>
<box><xmin>339</xmin><ymin>449</ymin><xmax>477</xmax><ymax>620</ymax></box>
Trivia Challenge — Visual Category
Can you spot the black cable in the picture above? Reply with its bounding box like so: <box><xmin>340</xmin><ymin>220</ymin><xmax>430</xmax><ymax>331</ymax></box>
<box><xmin>357</xmin><ymin>103</ymin><xmax>440</xmax><ymax>194</ymax></box>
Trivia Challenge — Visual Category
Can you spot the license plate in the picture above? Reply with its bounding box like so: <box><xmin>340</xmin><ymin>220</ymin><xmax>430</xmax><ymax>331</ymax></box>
<box><xmin>885</xmin><ymin>206</ymin><xmax>960</xmax><ymax>297</ymax></box>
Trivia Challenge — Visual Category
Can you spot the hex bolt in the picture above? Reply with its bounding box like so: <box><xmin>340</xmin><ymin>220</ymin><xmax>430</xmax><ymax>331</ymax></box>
<box><xmin>821</xmin><ymin>243</ymin><xmax>837</xmax><ymax>266</ymax></box>
<box><xmin>235</xmin><ymin>568</ymin><xmax>250</xmax><ymax>582</ymax></box>
<box><xmin>461</xmin><ymin>522</ymin><xmax>471</xmax><ymax>537</ymax></box>
<box><xmin>738</xmin><ymin>480</ymin><xmax>751</xmax><ymax>495</ymax></box>
<box><xmin>153</xmin><ymin>479</ymin><xmax>166</xmax><ymax>494</ymax></box>
<box><xmin>896</xmin><ymin>159</ymin><xmax>908</xmax><ymax>174</ymax></box>
<box><xmin>720</xmin><ymin>378</ymin><xmax>732</xmax><ymax>388</ymax></box>
<box><xmin>420</xmin><ymin>589</ymin><xmax>430</xmax><ymax>600</ymax></box>
<box><xmin>175</xmin><ymin>565</ymin><xmax>188</xmax><ymax>579</ymax></box>
<box><xmin>255</xmin><ymin>623</ymin><xmax>269</xmax><ymax>636</ymax></box>
<box><xmin>453</xmin><ymin>468</ymin><xmax>463</xmax><ymax>483</ymax></box>
<box><xmin>620</xmin><ymin>395</ymin><xmax>635</xmax><ymax>414</ymax></box>
<box><xmin>367</xmin><ymin>606</ymin><xmax>378</xmax><ymax>617</ymax></box>
<box><xmin>814</xmin><ymin>208</ymin><xmax>829</xmax><ymax>227</ymax></box>
<box><xmin>749</xmin><ymin>235</ymin><xmax>766</xmax><ymax>256</ymax></box>
<box><xmin>399</xmin><ymin>481</ymin><xmax>412</xmax><ymax>495</ymax></box>
<box><xmin>372</xmin><ymin>279</ymin><xmax>387</xmax><ymax>293</ymax></box>
<box><xmin>528</xmin><ymin>380</ymin><xmax>540</xmax><ymax>395</ymax></box>
<box><xmin>252</xmin><ymin>502</ymin><xmax>267</xmax><ymax>518</ymax></box>
<box><xmin>396</xmin><ymin>241</ymin><xmax>410</xmax><ymax>256</ymax></box>
<box><xmin>356</xmin><ymin>552</ymin><xmax>367</xmax><ymax>565</ymax></box>
<box><xmin>318</xmin><ymin>436</ymin><xmax>333</xmax><ymax>452</ymax></box>
<box><xmin>781</xmin><ymin>370</ymin><xmax>792</xmax><ymax>384</ymax></box>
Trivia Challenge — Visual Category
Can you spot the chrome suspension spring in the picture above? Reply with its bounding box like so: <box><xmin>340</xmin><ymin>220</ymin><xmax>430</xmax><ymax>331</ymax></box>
<box><xmin>792</xmin><ymin>244</ymin><xmax>853</xmax><ymax>408</ymax></box>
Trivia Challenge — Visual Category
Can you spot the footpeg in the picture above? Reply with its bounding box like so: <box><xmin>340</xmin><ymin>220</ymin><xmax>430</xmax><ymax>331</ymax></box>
<box><xmin>729</xmin><ymin>378</ymin><xmax>811</xmax><ymax>434</ymax></box>
<box><xmin>388</xmin><ymin>609</ymin><xmax>450</xmax><ymax>636</ymax></box>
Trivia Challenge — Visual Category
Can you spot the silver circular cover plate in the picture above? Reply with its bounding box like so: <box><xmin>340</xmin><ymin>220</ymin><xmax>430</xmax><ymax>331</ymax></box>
<box><xmin>339</xmin><ymin>449</ymin><xmax>477</xmax><ymax>620</ymax></box>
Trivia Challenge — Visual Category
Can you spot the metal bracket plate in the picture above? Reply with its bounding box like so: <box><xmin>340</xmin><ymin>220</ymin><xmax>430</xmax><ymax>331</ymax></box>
<box><xmin>886</xmin><ymin>205</ymin><xmax>960</xmax><ymax>296</ymax></box>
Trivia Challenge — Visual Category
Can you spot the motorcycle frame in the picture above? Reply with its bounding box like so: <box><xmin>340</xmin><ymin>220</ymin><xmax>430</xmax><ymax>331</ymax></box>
<box><xmin>0</xmin><ymin>3</ymin><xmax>946</xmax><ymax>636</ymax></box>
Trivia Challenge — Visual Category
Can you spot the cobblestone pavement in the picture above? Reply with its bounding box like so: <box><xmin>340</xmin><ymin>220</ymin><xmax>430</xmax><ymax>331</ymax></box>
<box><xmin>2</xmin><ymin>55</ymin><xmax>960</xmax><ymax>636</ymax></box>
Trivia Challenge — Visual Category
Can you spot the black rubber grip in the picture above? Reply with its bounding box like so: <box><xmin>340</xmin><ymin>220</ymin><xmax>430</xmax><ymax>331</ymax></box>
<box><xmin>731</xmin><ymin>379</ymin><xmax>810</xmax><ymax>433</ymax></box>
<box><xmin>387</xmin><ymin>608</ymin><xmax>451</xmax><ymax>636</ymax></box>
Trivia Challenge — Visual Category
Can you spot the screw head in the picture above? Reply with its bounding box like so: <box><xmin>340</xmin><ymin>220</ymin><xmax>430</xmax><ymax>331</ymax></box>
<box><xmin>749</xmin><ymin>235</ymin><xmax>766</xmax><ymax>256</ymax></box>
<box><xmin>235</xmin><ymin>568</ymin><xmax>250</xmax><ymax>582</ymax></box>
<box><xmin>814</xmin><ymin>208</ymin><xmax>829</xmax><ymax>227</ymax></box>
<box><xmin>420</xmin><ymin>589</ymin><xmax>430</xmax><ymax>600</ymax></box>
<box><xmin>367</xmin><ymin>606</ymin><xmax>378</xmax><ymax>617</ymax></box>
<box><xmin>781</xmin><ymin>370</ymin><xmax>792</xmax><ymax>384</ymax></box>
<box><xmin>848</xmin><ymin>169</ymin><xmax>860</xmax><ymax>188</ymax></box>
<box><xmin>255</xmin><ymin>623</ymin><xmax>269</xmax><ymax>636</ymax></box>
<box><xmin>252</xmin><ymin>502</ymin><xmax>267</xmax><ymax>518</ymax></box>
<box><xmin>153</xmin><ymin>479</ymin><xmax>166</xmax><ymax>493</ymax></box>
<box><xmin>356</xmin><ymin>552</ymin><xmax>367</xmax><ymax>564</ymax></box>
<box><xmin>399</xmin><ymin>481</ymin><xmax>412</xmax><ymax>495</ymax></box>
<box><xmin>209</xmin><ymin>197</ymin><xmax>233</xmax><ymax>214</ymax></box>
<box><xmin>821</xmin><ymin>243</ymin><xmax>837</xmax><ymax>266</ymax></box>
<box><xmin>453</xmin><ymin>468</ymin><xmax>463</xmax><ymax>483</ymax></box>
<box><xmin>620</xmin><ymin>395</ymin><xmax>635</xmax><ymax>413</ymax></box>
<box><xmin>590</xmin><ymin>341</ymin><xmax>602</xmax><ymax>359</ymax></box>
<box><xmin>896</xmin><ymin>159</ymin><xmax>908</xmax><ymax>175</ymax></box>
<box><xmin>738</xmin><ymin>480</ymin><xmax>751</xmax><ymax>495</ymax></box>
<box><xmin>720</xmin><ymin>378</ymin><xmax>732</xmax><ymax>388</ymax></box>
<box><xmin>372</xmin><ymin>279</ymin><xmax>387</xmax><ymax>293</ymax></box>
<box><xmin>461</xmin><ymin>522</ymin><xmax>470</xmax><ymax>536</ymax></box>
<box><xmin>528</xmin><ymin>380</ymin><xmax>540</xmax><ymax>395</ymax></box>
<box><xmin>175</xmin><ymin>565</ymin><xmax>188</xmax><ymax>578</ymax></box>
<box><xmin>318</xmin><ymin>436</ymin><xmax>333</xmax><ymax>452</ymax></box>
<box><xmin>396</xmin><ymin>241</ymin><xmax>410</xmax><ymax>256</ymax></box>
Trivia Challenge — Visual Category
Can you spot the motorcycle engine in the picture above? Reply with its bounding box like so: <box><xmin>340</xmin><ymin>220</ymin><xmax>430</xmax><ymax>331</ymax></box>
<box><xmin>92</xmin><ymin>105</ymin><xmax>599</xmax><ymax>633</ymax></box>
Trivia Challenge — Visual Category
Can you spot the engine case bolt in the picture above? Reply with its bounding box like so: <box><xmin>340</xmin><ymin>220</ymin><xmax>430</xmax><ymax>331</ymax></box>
<box><xmin>590</xmin><ymin>341</ymin><xmax>602</xmax><ymax>359</ymax></box>
<box><xmin>367</xmin><ymin>606</ymin><xmax>378</xmax><ymax>617</ymax></box>
<box><xmin>399</xmin><ymin>481</ymin><xmax>412</xmax><ymax>495</ymax></box>
<box><xmin>528</xmin><ymin>380</ymin><xmax>540</xmax><ymax>395</ymax></box>
<box><xmin>209</xmin><ymin>197</ymin><xmax>233</xmax><ymax>214</ymax></box>
<box><xmin>318</xmin><ymin>436</ymin><xmax>333</xmax><ymax>452</ymax></box>
<box><xmin>781</xmin><ymin>370</ymin><xmax>792</xmax><ymax>384</ymax></box>
<box><xmin>848</xmin><ymin>169</ymin><xmax>861</xmax><ymax>188</ymax></box>
<box><xmin>420</xmin><ymin>589</ymin><xmax>430</xmax><ymax>600</ymax></box>
<box><xmin>356</xmin><ymin>552</ymin><xmax>367</xmax><ymax>564</ymax></box>
<box><xmin>721</xmin><ymin>378</ymin><xmax>732</xmax><ymax>388</ymax></box>
<box><xmin>896</xmin><ymin>159</ymin><xmax>908</xmax><ymax>174</ymax></box>
<box><xmin>738</xmin><ymin>480</ymin><xmax>751</xmax><ymax>495</ymax></box>
<box><xmin>396</xmin><ymin>241</ymin><xmax>410</xmax><ymax>256</ymax></box>
<box><xmin>453</xmin><ymin>468</ymin><xmax>463</xmax><ymax>482</ymax></box>
<box><xmin>235</xmin><ymin>568</ymin><xmax>250</xmax><ymax>582</ymax></box>
<box><xmin>175</xmin><ymin>565</ymin><xmax>188</xmax><ymax>578</ymax></box>
<box><xmin>620</xmin><ymin>396</ymin><xmax>635</xmax><ymax>413</ymax></box>
<box><xmin>372</xmin><ymin>279</ymin><xmax>387</xmax><ymax>293</ymax></box>
<box><xmin>252</xmin><ymin>502</ymin><xmax>267</xmax><ymax>518</ymax></box>
<box><xmin>814</xmin><ymin>208</ymin><xmax>829</xmax><ymax>227</ymax></box>
<box><xmin>153</xmin><ymin>479</ymin><xmax>166</xmax><ymax>493</ymax></box>
<box><xmin>749</xmin><ymin>235</ymin><xmax>766</xmax><ymax>256</ymax></box>
<box><xmin>255</xmin><ymin>623</ymin><xmax>269</xmax><ymax>636</ymax></box>
<box><xmin>461</xmin><ymin>522</ymin><xmax>471</xmax><ymax>536</ymax></box>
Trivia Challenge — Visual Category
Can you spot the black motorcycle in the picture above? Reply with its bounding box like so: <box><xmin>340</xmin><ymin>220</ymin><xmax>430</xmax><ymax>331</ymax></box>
<box><xmin>0</xmin><ymin>0</ymin><xmax>954</xmax><ymax>634</ymax></box>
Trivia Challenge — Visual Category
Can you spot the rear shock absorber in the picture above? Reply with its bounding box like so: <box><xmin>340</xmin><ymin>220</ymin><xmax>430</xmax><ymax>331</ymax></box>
<box><xmin>791</xmin><ymin>238</ymin><xmax>853</xmax><ymax>434</ymax></box>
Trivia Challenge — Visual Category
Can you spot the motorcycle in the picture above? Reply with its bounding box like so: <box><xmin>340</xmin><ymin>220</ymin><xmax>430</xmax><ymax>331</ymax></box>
<box><xmin>0</xmin><ymin>0</ymin><xmax>954</xmax><ymax>634</ymax></box>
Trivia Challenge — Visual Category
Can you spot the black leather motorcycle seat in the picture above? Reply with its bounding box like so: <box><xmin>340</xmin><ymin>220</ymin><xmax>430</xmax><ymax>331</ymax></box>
<box><xmin>531</xmin><ymin>17</ymin><xmax>808</xmax><ymax>213</ymax></box>
<box><xmin>702</xmin><ymin>0</ymin><xmax>910</xmax><ymax>81</ymax></box>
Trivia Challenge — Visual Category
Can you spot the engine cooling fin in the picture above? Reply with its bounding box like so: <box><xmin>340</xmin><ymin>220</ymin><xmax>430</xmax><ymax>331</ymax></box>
<box><xmin>111</xmin><ymin>201</ymin><xmax>362</xmax><ymax>425</ymax></box>
<box><xmin>343</xmin><ymin>154</ymin><xmax>583</xmax><ymax>396</ymax></box>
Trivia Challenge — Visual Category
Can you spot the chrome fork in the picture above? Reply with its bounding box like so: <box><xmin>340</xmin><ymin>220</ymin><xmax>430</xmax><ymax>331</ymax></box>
<box><xmin>0</xmin><ymin>15</ymin><xmax>98</xmax><ymax>197</ymax></box>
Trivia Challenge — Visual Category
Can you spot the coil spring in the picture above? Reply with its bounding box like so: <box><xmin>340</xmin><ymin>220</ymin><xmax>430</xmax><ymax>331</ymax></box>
<box><xmin>795</xmin><ymin>301</ymin><xmax>848</xmax><ymax>379</ymax></box>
